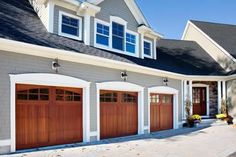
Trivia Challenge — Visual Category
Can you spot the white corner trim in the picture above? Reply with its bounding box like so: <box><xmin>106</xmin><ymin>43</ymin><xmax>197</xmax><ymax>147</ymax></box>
<box><xmin>181</xmin><ymin>20</ymin><xmax>191</xmax><ymax>40</ymax></box>
<box><xmin>192</xmin><ymin>83</ymin><xmax>210</xmax><ymax>117</ymax></box>
<box><xmin>188</xmin><ymin>21</ymin><xmax>236</xmax><ymax>62</ymax></box>
<box><xmin>148</xmin><ymin>86</ymin><xmax>179</xmax><ymax>133</ymax></box>
<box><xmin>9</xmin><ymin>73</ymin><xmax>91</xmax><ymax>152</ymax></box>
<box><xmin>96</xmin><ymin>81</ymin><xmax>145</xmax><ymax>140</ymax></box>
<box><xmin>0</xmin><ymin>139</ymin><xmax>11</xmax><ymax>147</ymax></box>
<box><xmin>47</xmin><ymin>1</ymin><xmax>54</xmax><ymax>33</ymax></box>
<box><xmin>58</xmin><ymin>11</ymin><xmax>83</xmax><ymax>41</ymax></box>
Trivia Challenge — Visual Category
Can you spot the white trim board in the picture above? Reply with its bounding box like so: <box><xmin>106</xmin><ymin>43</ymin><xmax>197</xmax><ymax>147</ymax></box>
<box><xmin>192</xmin><ymin>83</ymin><xmax>210</xmax><ymax>117</ymax></box>
<box><xmin>147</xmin><ymin>86</ymin><xmax>179</xmax><ymax>133</ymax></box>
<box><xmin>9</xmin><ymin>73</ymin><xmax>91</xmax><ymax>152</ymax></box>
<box><xmin>96</xmin><ymin>81</ymin><xmax>145</xmax><ymax>140</ymax></box>
<box><xmin>0</xmin><ymin>38</ymin><xmax>234</xmax><ymax>81</ymax></box>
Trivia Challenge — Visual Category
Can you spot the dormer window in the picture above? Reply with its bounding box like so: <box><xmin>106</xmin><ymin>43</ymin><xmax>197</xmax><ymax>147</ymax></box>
<box><xmin>94</xmin><ymin>17</ymin><xmax>139</xmax><ymax>57</ymax></box>
<box><xmin>144</xmin><ymin>40</ymin><xmax>152</xmax><ymax>58</ymax></box>
<box><xmin>96</xmin><ymin>23</ymin><xmax>109</xmax><ymax>46</ymax></box>
<box><xmin>112</xmin><ymin>22</ymin><xmax>124</xmax><ymax>51</ymax></box>
<box><xmin>126</xmin><ymin>33</ymin><xmax>136</xmax><ymax>54</ymax></box>
<box><xmin>58</xmin><ymin>11</ymin><xmax>82</xmax><ymax>40</ymax></box>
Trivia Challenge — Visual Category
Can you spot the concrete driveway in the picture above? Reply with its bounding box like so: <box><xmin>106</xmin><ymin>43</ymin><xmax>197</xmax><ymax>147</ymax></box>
<box><xmin>4</xmin><ymin>122</ymin><xmax>236</xmax><ymax>157</ymax></box>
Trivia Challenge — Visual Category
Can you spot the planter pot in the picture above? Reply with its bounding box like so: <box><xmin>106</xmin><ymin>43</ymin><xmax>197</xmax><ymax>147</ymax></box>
<box><xmin>194</xmin><ymin>122</ymin><xmax>200</xmax><ymax>127</ymax></box>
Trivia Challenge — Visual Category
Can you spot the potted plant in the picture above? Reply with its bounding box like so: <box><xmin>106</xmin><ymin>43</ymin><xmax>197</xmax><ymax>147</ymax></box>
<box><xmin>216</xmin><ymin>99</ymin><xmax>234</xmax><ymax>125</ymax></box>
<box><xmin>191</xmin><ymin>114</ymin><xmax>202</xmax><ymax>127</ymax></box>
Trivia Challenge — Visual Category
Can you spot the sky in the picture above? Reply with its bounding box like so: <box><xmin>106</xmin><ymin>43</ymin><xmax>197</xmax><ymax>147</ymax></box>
<box><xmin>136</xmin><ymin>0</ymin><xmax>236</xmax><ymax>39</ymax></box>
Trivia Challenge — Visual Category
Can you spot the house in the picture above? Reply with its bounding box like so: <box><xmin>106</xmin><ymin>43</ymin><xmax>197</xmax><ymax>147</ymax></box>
<box><xmin>0</xmin><ymin>0</ymin><xmax>235</xmax><ymax>154</ymax></box>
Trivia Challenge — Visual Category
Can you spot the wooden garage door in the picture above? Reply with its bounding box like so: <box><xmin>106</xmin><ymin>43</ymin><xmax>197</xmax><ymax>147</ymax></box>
<box><xmin>150</xmin><ymin>94</ymin><xmax>173</xmax><ymax>132</ymax></box>
<box><xmin>16</xmin><ymin>84</ymin><xmax>83</xmax><ymax>150</ymax></box>
<box><xmin>100</xmin><ymin>90</ymin><xmax>138</xmax><ymax>139</ymax></box>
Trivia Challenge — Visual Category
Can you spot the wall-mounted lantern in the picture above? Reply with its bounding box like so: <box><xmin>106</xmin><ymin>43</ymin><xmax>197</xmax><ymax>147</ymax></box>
<box><xmin>121</xmin><ymin>70</ymin><xmax>128</xmax><ymax>82</ymax></box>
<box><xmin>52</xmin><ymin>58</ymin><xmax>61</xmax><ymax>73</ymax></box>
<box><xmin>163</xmin><ymin>77</ymin><xmax>169</xmax><ymax>86</ymax></box>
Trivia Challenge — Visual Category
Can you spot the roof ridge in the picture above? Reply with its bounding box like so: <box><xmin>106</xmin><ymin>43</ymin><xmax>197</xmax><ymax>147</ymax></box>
<box><xmin>190</xmin><ymin>20</ymin><xmax>236</xmax><ymax>27</ymax></box>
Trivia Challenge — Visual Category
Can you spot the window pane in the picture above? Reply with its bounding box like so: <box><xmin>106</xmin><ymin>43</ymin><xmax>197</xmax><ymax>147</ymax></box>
<box><xmin>112</xmin><ymin>22</ymin><xmax>124</xmax><ymax>50</ymax></box>
<box><xmin>112</xmin><ymin>36</ymin><xmax>124</xmax><ymax>50</ymax></box>
<box><xmin>62</xmin><ymin>15</ymin><xmax>78</xmax><ymax>27</ymax></box>
<box><xmin>62</xmin><ymin>24</ymin><xmax>78</xmax><ymax>36</ymax></box>
<box><xmin>144</xmin><ymin>41</ymin><xmax>151</xmax><ymax>56</ymax></box>
<box><xmin>126</xmin><ymin>33</ymin><xmax>136</xmax><ymax>44</ymax></box>
<box><xmin>126</xmin><ymin>43</ymin><xmax>135</xmax><ymax>53</ymax></box>
<box><xmin>96</xmin><ymin>34</ymin><xmax>109</xmax><ymax>46</ymax></box>
<box><xmin>17</xmin><ymin>94</ymin><xmax>28</xmax><ymax>100</ymax></box>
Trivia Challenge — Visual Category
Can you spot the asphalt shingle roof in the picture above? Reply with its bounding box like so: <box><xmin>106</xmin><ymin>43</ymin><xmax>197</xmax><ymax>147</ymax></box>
<box><xmin>0</xmin><ymin>0</ymin><xmax>227</xmax><ymax>76</ymax></box>
<box><xmin>191</xmin><ymin>20</ymin><xmax>236</xmax><ymax>59</ymax></box>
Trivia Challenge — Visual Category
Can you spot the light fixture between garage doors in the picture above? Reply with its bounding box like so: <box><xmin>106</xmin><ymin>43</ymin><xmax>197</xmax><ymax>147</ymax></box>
<box><xmin>52</xmin><ymin>58</ymin><xmax>61</xmax><ymax>73</ymax></box>
<box><xmin>121</xmin><ymin>70</ymin><xmax>128</xmax><ymax>82</ymax></box>
<box><xmin>163</xmin><ymin>77</ymin><xmax>169</xmax><ymax>86</ymax></box>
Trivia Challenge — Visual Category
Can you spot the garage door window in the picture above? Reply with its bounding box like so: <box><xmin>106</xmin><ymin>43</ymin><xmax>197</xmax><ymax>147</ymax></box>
<box><xmin>122</xmin><ymin>93</ymin><xmax>137</xmax><ymax>103</ymax></box>
<box><xmin>56</xmin><ymin>89</ymin><xmax>81</xmax><ymax>102</ymax></box>
<box><xmin>17</xmin><ymin>88</ymin><xmax>49</xmax><ymax>101</ymax></box>
<box><xmin>162</xmin><ymin>95</ymin><xmax>171</xmax><ymax>104</ymax></box>
<box><xmin>100</xmin><ymin>92</ymin><xmax>117</xmax><ymax>102</ymax></box>
<box><xmin>150</xmin><ymin>94</ymin><xmax>159</xmax><ymax>103</ymax></box>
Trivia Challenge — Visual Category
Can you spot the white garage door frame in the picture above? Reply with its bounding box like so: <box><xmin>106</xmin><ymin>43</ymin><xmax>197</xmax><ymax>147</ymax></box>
<box><xmin>9</xmin><ymin>73</ymin><xmax>91</xmax><ymax>152</ymax></box>
<box><xmin>148</xmin><ymin>86</ymin><xmax>179</xmax><ymax>133</ymax></box>
<box><xmin>96</xmin><ymin>81</ymin><xmax>145</xmax><ymax>140</ymax></box>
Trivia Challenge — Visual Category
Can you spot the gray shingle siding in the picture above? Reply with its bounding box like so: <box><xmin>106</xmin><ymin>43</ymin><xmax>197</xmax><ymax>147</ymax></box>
<box><xmin>96</xmin><ymin>0</ymin><xmax>139</xmax><ymax>32</ymax></box>
<box><xmin>0</xmin><ymin>50</ymin><xmax>182</xmax><ymax>140</ymax></box>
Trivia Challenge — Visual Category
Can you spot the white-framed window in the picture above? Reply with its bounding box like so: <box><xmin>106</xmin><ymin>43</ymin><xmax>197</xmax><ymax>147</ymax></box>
<box><xmin>126</xmin><ymin>32</ymin><xmax>136</xmax><ymax>54</ymax></box>
<box><xmin>96</xmin><ymin>23</ymin><xmax>110</xmax><ymax>46</ymax></box>
<box><xmin>58</xmin><ymin>11</ymin><xmax>82</xmax><ymax>40</ymax></box>
<box><xmin>112</xmin><ymin>22</ymin><xmax>125</xmax><ymax>51</ymax></box>
<box><xmin>94</xmin><ymin>17</ymin><xmax>139</xmax><ymax>58</ymax></box>
<box><xmin>143</xmin><ymin>39</ymin><xmax>153</xmax><ymax>58</ymax></box>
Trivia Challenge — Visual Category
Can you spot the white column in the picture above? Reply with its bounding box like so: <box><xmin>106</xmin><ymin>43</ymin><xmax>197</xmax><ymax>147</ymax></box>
<box><xmin>83</xmin><ymin>14</ymin><xmax>91</xmax><ymax>45</ymax></box>
<box><xmin>153</xmin><ymin>38</ymin><xmax>157</xmax><ymax>59</ymax></box>
<box><xmin>189</xmin><ymin>80</ymin><xmax>193</xmax><ymax>115</ymax></box>
<box><xmin>218</xmin><ymin>81</ymin><xmax>222</xmax><ymax>113</ymax></box>
<box><xmin>183</xmin><ymin>80</ymin><xmax>188</xmax><ymax>119</ymax></box>
<box><xmin>222</xmin><ymin>81</ymin><xmax>226</xmax><ymax>101</ymax></box>
<box><xmin>140</xmin><ymin>33</ymin><xmax>144</xmax><ymax>59</ymax></box>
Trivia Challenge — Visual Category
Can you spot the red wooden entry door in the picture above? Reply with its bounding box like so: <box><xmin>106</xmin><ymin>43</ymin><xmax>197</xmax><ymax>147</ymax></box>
<box><xmin>193</xmin><ymin>87</ymin><xmax>206</xmax><ymax>115</ymax></box>
<box><xmin>16</xmin><ymin>84</ymin><xmax>83</xmax><ymax>150</ymax></box>
<box><xmin>100</xmin><ymin>90</ymin><xmax>138</xmax><ymax>139</ymax></box>
<box><xmin>150</xmin><ymin>94</ymin><xmax>173</xmax><ymax>132</ymax></box>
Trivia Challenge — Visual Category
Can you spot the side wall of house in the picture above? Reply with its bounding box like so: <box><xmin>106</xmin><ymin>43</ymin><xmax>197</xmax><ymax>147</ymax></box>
<box><xmin>183</xmin><ymin>24</ymin><xmax>230</xmax><ymax>69</ymax></box>
<box><xmin>0</xmin><ymin>50</ymin><xmax>182</xmax><ymax>153</ymax></box>
<box><xmin>226</xmin><ymin>79</ymin><xmax>236</xmax><ymax>117</ymax></box>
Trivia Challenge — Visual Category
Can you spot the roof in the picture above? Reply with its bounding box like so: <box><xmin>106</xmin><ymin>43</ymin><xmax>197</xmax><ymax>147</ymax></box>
<box><xmin>191</xmin><ymin>20</ymin><xmax>236</xmax><ymax>59</ymax></box>
<box><xmin>0</xmin><ymin>0</ymin><xmax>227</xmax><ymax>76</ymax></box>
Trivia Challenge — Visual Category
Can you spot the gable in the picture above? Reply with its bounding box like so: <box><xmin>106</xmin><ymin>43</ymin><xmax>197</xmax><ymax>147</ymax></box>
<box><xmin>95</xmin><ymin>0</ymin><xmax>139</xmax><ymax>32</ymax></box>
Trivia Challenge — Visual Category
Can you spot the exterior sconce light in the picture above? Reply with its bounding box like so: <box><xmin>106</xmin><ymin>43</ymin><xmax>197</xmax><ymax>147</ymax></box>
<box><xmin>121</xmin><ymin>70</ymin><xmax>128</xmax><ymax>82</ymax></box>
<box><xmin>163</xmin><ymin>77</ymin><xmax>169</xmax><ymax>86</ymax></box>
<box><xmin>52</xmin><ymin>58</ymin><xmax>61</xmax><ymax>73</ymax></box>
